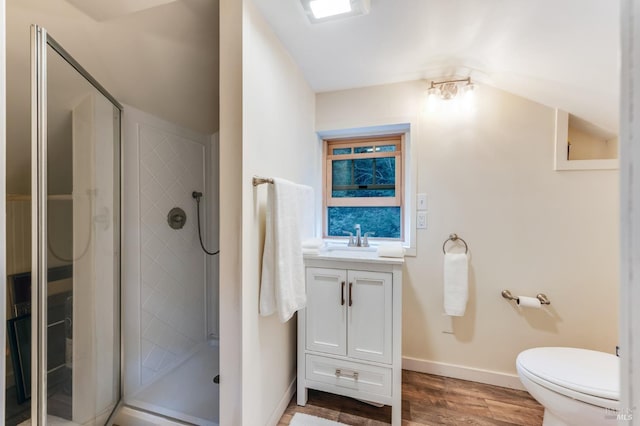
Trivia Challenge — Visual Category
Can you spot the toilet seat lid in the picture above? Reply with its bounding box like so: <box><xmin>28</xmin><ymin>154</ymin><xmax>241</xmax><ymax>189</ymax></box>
<box><xmin>517</xmin><ymin>347</ymin><xmax>619</xmax><ymax>401</ymax></box>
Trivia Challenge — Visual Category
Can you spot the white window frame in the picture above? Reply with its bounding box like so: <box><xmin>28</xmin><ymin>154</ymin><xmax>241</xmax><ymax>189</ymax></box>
<box><xmin>324</xmin><ymin>136</ymin><xmax>404</xmax><ymax>242</ymax></box>
<box><xmin>317</xmin><ymin>121</ymin><xmax>417</xmax><ymax>256</ymax></box>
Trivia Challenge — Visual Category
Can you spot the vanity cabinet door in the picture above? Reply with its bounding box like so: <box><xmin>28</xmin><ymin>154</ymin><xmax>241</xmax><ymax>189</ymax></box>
<box><xmin>305</xmin><ymin>267</ymin><xmax>348</xmax><ymax>356</ymax></box>
<box><xmin>347</xmin><ymin>270</ymin><xmax>393</xmax><ymax>364</ymax></box>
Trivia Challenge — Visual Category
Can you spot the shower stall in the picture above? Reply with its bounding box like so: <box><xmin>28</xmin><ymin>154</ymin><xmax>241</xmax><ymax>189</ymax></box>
<box><xmin>5</xmin><ymin>17</ymin><xmax>219</xmax><ymax>426</ymax></box>
<box><xmin>120</xmin><ymin>107</ymin><xmax>220</xmax><ymax>426</ymax></box>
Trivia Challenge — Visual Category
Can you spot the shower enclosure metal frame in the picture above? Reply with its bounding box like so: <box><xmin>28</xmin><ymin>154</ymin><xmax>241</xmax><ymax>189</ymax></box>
<box><xmin>30</xmin><ymin>24</ymin><xmax>123</xmax><ymax>425</ymax></box>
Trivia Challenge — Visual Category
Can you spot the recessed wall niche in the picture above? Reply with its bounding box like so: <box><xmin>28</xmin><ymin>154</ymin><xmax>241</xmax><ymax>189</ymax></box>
<box><xmin>554</xmin><ymin>109</ymin><xmax>618</xmax><ymax>171</ymax></box>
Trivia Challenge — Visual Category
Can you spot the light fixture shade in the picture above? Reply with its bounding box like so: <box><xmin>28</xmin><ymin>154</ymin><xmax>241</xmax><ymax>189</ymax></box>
<box><xmin>301</xmin><ymin>0</ymin><xmax>371</xmax><ymax>23</ymax></box>
<box><xmin>439</xmin><ymin>82</ymin><xmax>458</xmax><ymax>100</ymax></box>
<box><xmin>462</xmin><ymin>81</ymin><xmax>475</xmax><ymax>94</ymax></box>
<box><xmin>427</xmin><ymin>77</ymin><xmax>475</xmax><ymax>101</ymax></box>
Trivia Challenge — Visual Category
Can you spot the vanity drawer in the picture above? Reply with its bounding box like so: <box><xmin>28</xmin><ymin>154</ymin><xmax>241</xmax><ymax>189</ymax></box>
<box><xmin>305</xmin><ymin>354</ymin><xmax>392</xmax><ymax>397</ymax></box>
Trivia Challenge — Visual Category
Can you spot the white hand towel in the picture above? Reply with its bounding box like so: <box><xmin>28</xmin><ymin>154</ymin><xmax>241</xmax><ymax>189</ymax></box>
<box><xmin>260</xmin><ymin>178</ymin><xmax>314</xmax><ymax>322</ymax></box>
<box><xmin>443</xmin><ymin>253</ymin><xmax>469</xmax><ymax>316</ymax></box>
<box><xmin>302</xmin><ymin>238</ymin><xmax>325</xmax><ymax>249</ymax></box>
<box><xmin>377</xmin><ymin>242</ymin><xmax>405</xmax><ymax>258</ymax></box>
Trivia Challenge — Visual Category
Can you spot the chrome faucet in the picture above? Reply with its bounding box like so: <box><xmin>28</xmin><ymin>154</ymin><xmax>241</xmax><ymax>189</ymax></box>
<box><xmin>343</xmin><ymin>230</ymin><xmax>355</xmax><ymax>246</ymax></box>
<box><xmin>354</xmin><ymin>224</ymin><xmax>362</xmax><ymax>247</ymax></box>
<box><xmin>344</xmin><ymin>224</ymin><xmax>375</xmax><ymax>247</ymax></box>
<box><xmin>363</xmin><ymin>231</ymin><xmax>375</xmax><ymax>247</ymax></box>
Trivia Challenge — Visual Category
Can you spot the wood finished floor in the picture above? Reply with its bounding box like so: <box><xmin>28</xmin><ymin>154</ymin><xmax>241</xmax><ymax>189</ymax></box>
<box><xmin>278</xmin><ymin>370</ymin><xmax>544</xmax><ymax>426</ymax></box>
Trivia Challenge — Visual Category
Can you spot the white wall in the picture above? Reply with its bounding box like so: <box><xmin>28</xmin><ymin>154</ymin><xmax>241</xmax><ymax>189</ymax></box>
<box><xmin>219</xmin><ymin>0</ymin><xmax>319</xmax><ymax>424</ymax></box>
<box><xmin>317</xmin><ymin>81</ymin><xmax>619</xmax><ymax>379</ymax></box>
<box><xmin>219</xmin><ymin>0</ymin><xmax>243</xmax><ymax>423</ymax></box>
<box><xmin>242</xmin><ymin>1</ymin><xmax>320</xmax><ymax>424</ymax></box>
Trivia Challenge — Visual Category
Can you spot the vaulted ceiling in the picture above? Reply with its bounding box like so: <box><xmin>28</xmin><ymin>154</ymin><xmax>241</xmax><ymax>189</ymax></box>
<box><xmin>6</xmin><ymin>0</ymin><xmax>620</xmax><ymax>193</ymax></box>
<box><xmin>6</xmin><ymin>0</ymin><xmax>219</xmax><ymax>193</ymax></box>
<box><xmin>253</xmin><ymin>0</ymin><xmax>619</xmax><ymax>134</ymax></box>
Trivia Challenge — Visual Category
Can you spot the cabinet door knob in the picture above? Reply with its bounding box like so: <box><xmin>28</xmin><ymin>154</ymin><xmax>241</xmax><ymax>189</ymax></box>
<box><xmin>341</xmin><ymin>281</ymin><xmax>345</xmax><ymax>306</ymax></box>
<box><xmin>349</xmin><ymin>282</ymin><xmax>353</xmax><ymax>307</ymax></box>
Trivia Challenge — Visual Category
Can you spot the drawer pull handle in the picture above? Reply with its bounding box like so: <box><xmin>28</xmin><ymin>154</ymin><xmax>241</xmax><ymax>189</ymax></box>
<box><xmin>349</xmin><ymin>282</ymin><xmax>353</xmax><ymax>306</ymax></box>
<box><xmin>341</xmin><ymin>281</ymin><xmax>345</xmax><ymax>306</ymax></box>
<box><xmin>335</xmin><ymin>369</ymin><xmax>359</xmax><ymax>381</ymax></box>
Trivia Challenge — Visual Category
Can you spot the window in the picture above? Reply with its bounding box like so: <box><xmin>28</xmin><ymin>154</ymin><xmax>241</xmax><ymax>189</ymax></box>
<box><xmin>323</xmin><ymin>135</ymin><xmax>404</xmax><ymax>240</ymax></box>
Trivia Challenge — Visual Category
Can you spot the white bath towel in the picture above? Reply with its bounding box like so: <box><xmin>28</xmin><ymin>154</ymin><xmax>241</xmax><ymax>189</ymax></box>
<box><xmin>260</xmin><ymin>178</ymin><xmax>314</xmax><ymax>322</ymax></box>
<box><xmin>443</xmin><ymin>253</ymin><xmax>469</xmax><ymax>316</ymax></box>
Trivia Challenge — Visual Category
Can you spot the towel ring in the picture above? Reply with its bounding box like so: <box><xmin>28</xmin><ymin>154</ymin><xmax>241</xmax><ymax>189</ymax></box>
<box><xmin>442</xmin><ymin>233</ymin><xmax>468</xmax><ymax>254</ymax></box>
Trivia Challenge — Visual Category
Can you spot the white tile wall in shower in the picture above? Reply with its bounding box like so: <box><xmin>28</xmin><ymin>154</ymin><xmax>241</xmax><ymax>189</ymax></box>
<box><xmin>138</xmin><ymin>124</ymin><xmax>207</xmax><ymax>385</ymax></box>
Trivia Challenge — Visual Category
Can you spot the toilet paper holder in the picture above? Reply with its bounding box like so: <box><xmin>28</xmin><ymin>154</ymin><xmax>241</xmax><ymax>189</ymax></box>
<box><xmin>501</xmin><ymin>290</ymin><xmax>551</xmax><ymax>305</ymax></box>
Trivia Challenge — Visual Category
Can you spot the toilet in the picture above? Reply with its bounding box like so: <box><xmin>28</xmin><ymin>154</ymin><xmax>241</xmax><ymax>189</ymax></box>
<box><xmin>516</xmin><ymin>347</ymin><xmax>619</xmax><ymax>426</ymax></box>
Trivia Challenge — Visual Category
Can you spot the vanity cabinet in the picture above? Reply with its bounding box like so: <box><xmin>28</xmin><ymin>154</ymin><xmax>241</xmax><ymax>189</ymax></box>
<box><xmin>298</xmin><ymin>255</ymin><xmax>403</xmax><ymax>426</ymax></box>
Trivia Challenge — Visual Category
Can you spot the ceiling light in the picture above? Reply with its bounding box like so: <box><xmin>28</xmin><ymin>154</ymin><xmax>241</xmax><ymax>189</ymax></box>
<box><xmin>301</xmin><ymin>0</ymin><xmax>370</xmax><ymax>23</ymax></box>
<box><xmin>427</xmin><ymin>77</ymin><xmax>474</xmax><ymax>101</ymax></box>
<box><xmin>427</xmin><ymin>82</ymin><xmax>439</xmax><ymax>98</ymax></box>
<box><xmin>462</xmin><ymin>80</ymin><xmax>475</xmax><ymax>94</ymax></box>
<box><xmin>309</xmin><ymin>0</ymin><xmax>351</xmax><ymax>19</ymax></box>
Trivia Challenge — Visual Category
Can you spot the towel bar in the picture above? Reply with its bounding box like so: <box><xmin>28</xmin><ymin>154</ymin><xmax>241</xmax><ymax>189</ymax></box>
<box><xmin>253</xmin><ymin>176</ymin><xmax>274</xmax><ymax>186</ymax></box>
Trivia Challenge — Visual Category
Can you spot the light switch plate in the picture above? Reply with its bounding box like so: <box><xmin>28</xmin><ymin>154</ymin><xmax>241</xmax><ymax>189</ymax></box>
<box><xmin>417</xmin><ymin>211</ymin><xmax>427</xmax><ymax>229</ymax></box>
<box><xmin>417</xmin><ymin>193</ymin><xmax>427</xmax><ymax>210</ymax></box>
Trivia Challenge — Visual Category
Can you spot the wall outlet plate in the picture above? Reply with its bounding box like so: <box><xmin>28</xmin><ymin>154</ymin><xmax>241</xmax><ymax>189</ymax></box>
<box><xmin>417</xmin><ymin>211</ymin><xmax>427</xmax><ymax>229</ymax></box>
<box><xmin>417</xmin><ymin>193</ymin><xmax>427</xmax><ymax>210</ymax></box>
<box><xmin>442</xmin><ymin>313</ymin><xmax>454</xmax><ymax>334</ymax></box>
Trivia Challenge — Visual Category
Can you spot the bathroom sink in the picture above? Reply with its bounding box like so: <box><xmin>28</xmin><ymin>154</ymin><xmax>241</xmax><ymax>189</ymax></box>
<box><xmin>325</xmin><ymin>245</ymin><xmax>377</xmax><ymax>252</ymax></box>
<box><xmin>321</xmin><ymin>245</ymin><xmax>378</xmax><ymax>260</ymax></box>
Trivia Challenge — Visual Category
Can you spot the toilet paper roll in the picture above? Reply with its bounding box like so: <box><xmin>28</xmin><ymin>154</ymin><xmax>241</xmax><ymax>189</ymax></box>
<box><xmin>517</xmin><ymin>296</ymin><xmax>542</xmax><ymax>309</ymax></box>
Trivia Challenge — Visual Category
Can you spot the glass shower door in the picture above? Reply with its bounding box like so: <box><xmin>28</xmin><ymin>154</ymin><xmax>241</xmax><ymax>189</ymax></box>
<box><xmin>31</xmin><ymin>25</ymin><xmax>121</xmax><ymax>425</ymax></box>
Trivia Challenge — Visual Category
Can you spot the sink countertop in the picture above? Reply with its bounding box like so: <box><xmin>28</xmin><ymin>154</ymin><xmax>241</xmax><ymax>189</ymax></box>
<box><xmin>303</xmin><ymin>248</ymin><xmax>404</xmax><ymax>265</ymax></box>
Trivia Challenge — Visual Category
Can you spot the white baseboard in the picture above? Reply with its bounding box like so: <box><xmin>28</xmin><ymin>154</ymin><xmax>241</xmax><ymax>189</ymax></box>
<box><xmin>402</xmin><ymin>356</ymin><xmax>525</xmax><ymax>391</ymax></box>
<box><xmin>266</xmin><ymin>377</ymin><xmax>296</xmax><ymax>426</ymax></box>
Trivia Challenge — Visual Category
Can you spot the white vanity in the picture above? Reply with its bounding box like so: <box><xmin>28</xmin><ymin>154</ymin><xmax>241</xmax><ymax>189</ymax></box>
<box><xmin>297</xmin><ymin>249</ymin><xmax>403</xmax><ymax>425</ymax></box>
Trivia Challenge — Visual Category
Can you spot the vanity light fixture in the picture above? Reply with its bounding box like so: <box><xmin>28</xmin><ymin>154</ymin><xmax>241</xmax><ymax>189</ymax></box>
<box><xmin>427</xmin><ymin>77</ymin><xmax>475</xmax><ymax>100</ymax></box>
<box><xmin>301</xmin><ymin>0</ymin><xmax>370</xmax><ymax>23</ymax></box>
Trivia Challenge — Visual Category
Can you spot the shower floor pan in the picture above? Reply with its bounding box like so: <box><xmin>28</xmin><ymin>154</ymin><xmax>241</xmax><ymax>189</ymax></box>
<box><xmin>122</xmin><ymin>343</ymin><xmax>219</xmax><ymax>426</ymax></box>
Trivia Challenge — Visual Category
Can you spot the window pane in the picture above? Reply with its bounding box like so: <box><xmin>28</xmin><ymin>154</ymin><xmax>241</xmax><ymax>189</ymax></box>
<box><xmin>332</xmin><ymin>159</ymin><xmax>352</xmax><ymax>186</ymax></box>
<box><xmin>332</xmin><ymin>147</ymin><xmax>351</xmax><ymax>155</ymax></box>
<box><xmin>331</xmin><ymin>157</ymin><xmax>396</xmax><ymax>198</ymax></box>
<box><xmin>354</xmin><ymin>146</ymin><xmax>374</xmax><ymax>154</ymax></box>
<box><xmin>332</xmin><ymin>189</ymin><xmax>395</xmax><ymax>198</ymax></box>
<box><xmin>375</xmin><ymin>157</ymin><xmax>395</xmax><ymax>184</ymax></box>
<box><xmin>327</xmin><ymin>207</ymin><xmax>401</xmax><ymax>239</ymax></box>
<box><xmin>353</xmin><ymin>158</ymin><xmax>374</xmax><ymax>184</ymax></box>
<box><xmin>376</xmin><ymin>145</ymin><xmax>396</xmax><ymax>152</ymax></box>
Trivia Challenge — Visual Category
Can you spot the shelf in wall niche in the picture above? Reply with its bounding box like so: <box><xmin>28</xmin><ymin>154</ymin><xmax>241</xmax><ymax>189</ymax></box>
<box><xmin>7</xmin><ymin>194</ymin><xmax>73</xmax><ymax>201</ymax></box>
<box><xmin>554</xmin><ymin>109</ymin><xmax>619</xmax><ymax>171</ymax></box>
